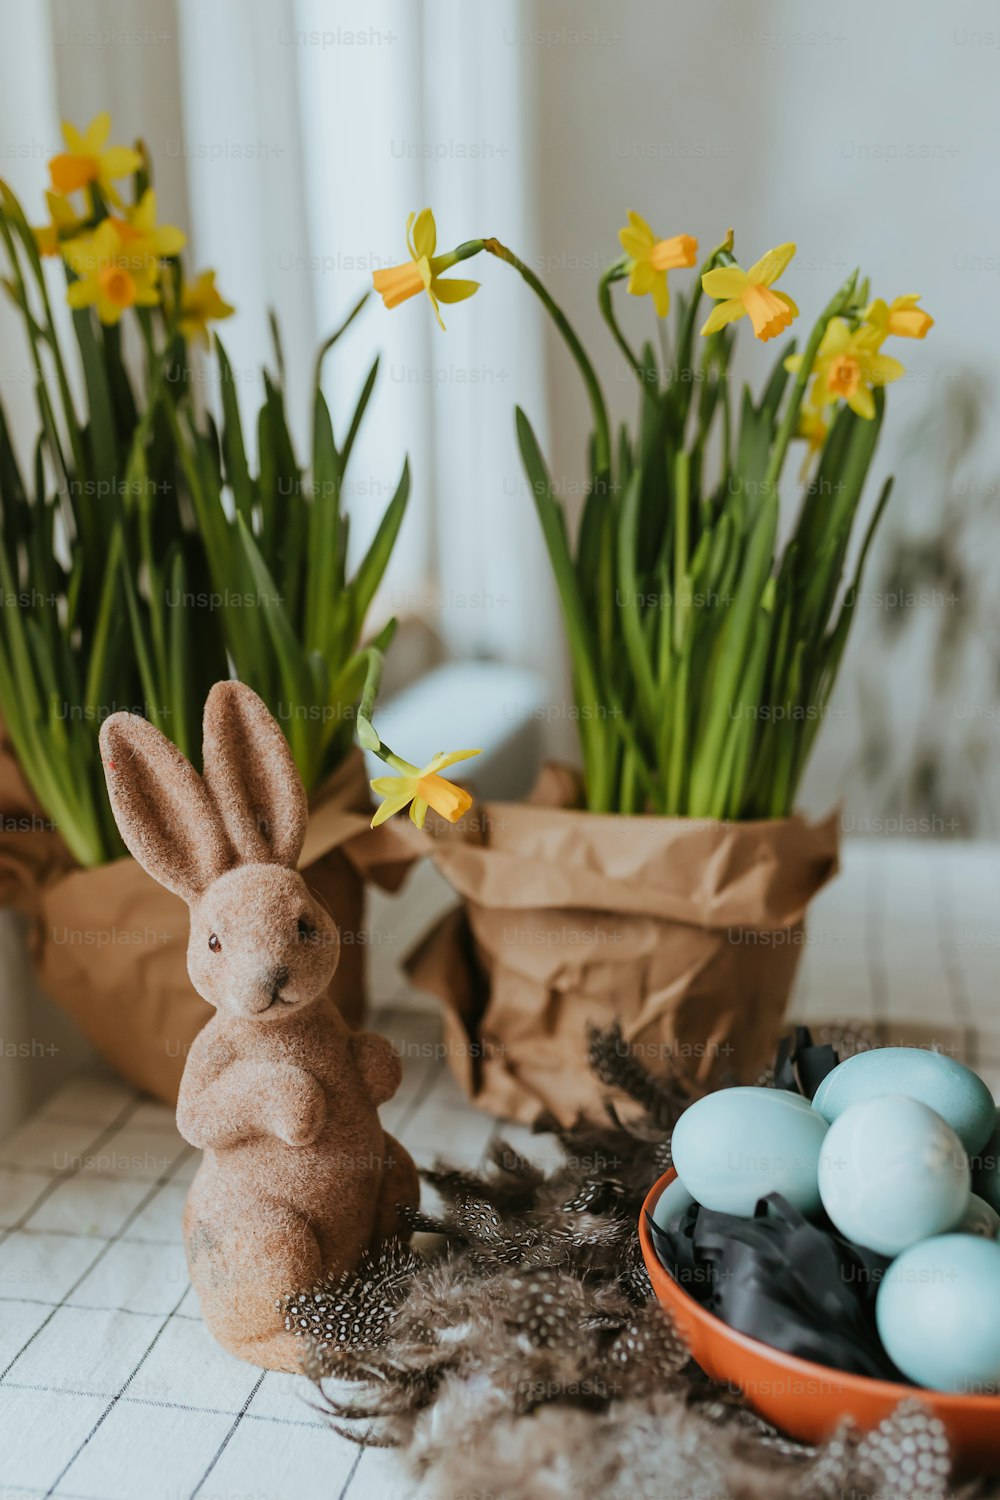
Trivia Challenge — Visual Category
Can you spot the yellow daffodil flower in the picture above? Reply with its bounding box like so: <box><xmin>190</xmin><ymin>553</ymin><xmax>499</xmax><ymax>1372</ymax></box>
<box><xmin>864</xmin><ymin>294</ymin><xmax>933</xmax><ymax>343</ymax></box>
<box><xmin>62</xmin><ymin>218</ymin><xmax>161</xmax><ymax>325</ymax></box>
<box><xmin>370</xmin><ymin>747</ymin><xmax>481</xmax><ymax>830</ymax></box>
<box><xmin>372</xmin><ymin>209</ymin><xmax>479</xmax><ymax>330</ymax></box>
<box><xmin>48</xmin><ymin>112</ymin><xmax>142</xmax><ymax>208</ymax></box>
<box><xmin>178</xmin><ymin>269</ymin><xmax>235</xmax><ymax>346</ymax></box>
<box><xmin>785</xmin><ymin>318</ymin><xmax>904</xmax><ymax>420</ymax></box>
<box><xmin>34</xmin><ymin>191</ymin><xmax>87</xmax><ymax>256</ymax></box>
<box><xmin>60</xmin><ymin>192</ymin><xmax>184</xmax><ymax>325</ymax></box>
<box><xmin>701</xmin><ymin>243</ymin><xmax>798</xmax><ymax>342</ymax></box>
<box><xmin>112</xmin><ymin>188</ymin><xmax>186</xmax><ymax>262</ymax></box>
<box><xmin>617</xmin><ymin>211</ymin><xmax>697</xmax><ymax>318</ymax></box>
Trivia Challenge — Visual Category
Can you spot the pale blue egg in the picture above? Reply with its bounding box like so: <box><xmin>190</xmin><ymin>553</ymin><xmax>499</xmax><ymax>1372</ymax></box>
<box><xmin>876</xmin><ymin>1235</ymin><xmax>1000</xmax><ymax>1392</ymax></box>
<box><xmin>671</xmin><ymin>1086</ymin><xmax>828</xmax><ymax>1216</ymax></box>
<box><xmin>972</xmin><ymin>1108</ymin><xmax>1000</xmax><ymax>1213</ymax></box>
<box><xmin>652</xmin><ymin>1176</ymin><xmax>695</xmax><ymax>1231</ymax></box>
<box><xmin>818</xmin><ymin>1094</ymin><xmax>969</xmax><ymax>1255</ymax></box>
<box><xmin>956</xmin><ymin>1192</ymin><xmax>1000</xmax><ymax>1240</ymax></box>
<box><xmin>812</xmin><ymin>1047</ymin><xmax>995</xmax><ymax>1154</ymax></box>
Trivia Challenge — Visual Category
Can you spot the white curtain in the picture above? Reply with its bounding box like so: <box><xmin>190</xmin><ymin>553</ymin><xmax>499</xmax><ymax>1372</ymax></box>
<box><xmin>0</xmin><ymin>1</ymin><xmax>64</xmax><ymax>458</ymax></box>
<box><xmin>9</xmin><ymin>0</ymin><xmax>561</xmax><ymax>683</ymax></box>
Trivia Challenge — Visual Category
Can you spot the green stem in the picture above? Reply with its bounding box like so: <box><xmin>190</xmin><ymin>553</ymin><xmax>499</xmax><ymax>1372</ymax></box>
<box><xmin>0</xmin><ymin>216</ymin><xmax>65</xmax><ymax>476</ymax></box>
<box><xmin>674</xmin><ymin>230</ymin><xmax>734</xmax><ymax>396</ymax></box>
<box><xmin>430</xmin><ymin>239</ymin><xmax>485</xmax><ymax>273</ymax></box>
<box><xmin>673</xmin><ymin>451</ymin><xmax>690</xmax><ymax>652</ymax></box>
<box><xmin>354</xmin><ymin>642</ymin><xmax>390</xmax><ymax>753</ymax></box>
<box><xmin>130</xmin><ymin>315</ymin><xmax>179</xmax><ymax>470</ymax></box>
<box><xmin>0</xmin><ymin>189</ymin><xmax>87</xmax><ymax>481</ymax></box>
<box><xmin>598</xmin><ymin>259</ymin><xmax>648</xmax><ymax>389</ymax></box>
<box><xmin>380</xmin><ymin>748</ymin><xmax>419</xmax><ymax>774</ymax></box>
<box><xmin>667</xmin><ymin>645</ymin><xmax>690</xmax><ymax>813</ymax></box>
<box><xmin>483</xmin><ymin>237</ymin><xmax>611</xmax><ymax>475</ymax></box>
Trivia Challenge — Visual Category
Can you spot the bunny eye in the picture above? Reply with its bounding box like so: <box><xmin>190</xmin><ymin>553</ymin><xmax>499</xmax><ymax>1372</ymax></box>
<box><xmin>208</xmin><ymin>933</ymin><xmax>222</xmax><ymax>953</ymax></box>
<box><xmin>297</xmin><ymin>916</ymin><xmax>316</xmax><ymax>943</ymax></box>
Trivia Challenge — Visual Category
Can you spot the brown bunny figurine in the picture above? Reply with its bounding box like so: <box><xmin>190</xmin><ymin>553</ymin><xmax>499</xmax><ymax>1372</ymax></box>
<box><xmin>99</xmin><ymin>681</ymin><xmax>419</xmax><ymax>1371</ymax></box>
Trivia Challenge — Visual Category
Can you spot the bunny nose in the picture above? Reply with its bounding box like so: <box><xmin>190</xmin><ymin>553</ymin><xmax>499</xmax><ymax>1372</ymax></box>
<box><xmin>268</xmin><ymin>964</ymin><xmax>290</xmax><ymax>999</ymax></box>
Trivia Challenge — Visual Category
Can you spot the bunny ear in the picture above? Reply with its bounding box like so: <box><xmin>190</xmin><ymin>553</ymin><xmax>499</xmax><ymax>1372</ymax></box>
<box><xmin>100</xmin><ymin>713</ymin><xmax>233</xmax><ymax>902</ymax></box>
<box><xmin>201</xmin><ymin>681</ymin><xmax>307</xmax><ymax>868</ymax></box>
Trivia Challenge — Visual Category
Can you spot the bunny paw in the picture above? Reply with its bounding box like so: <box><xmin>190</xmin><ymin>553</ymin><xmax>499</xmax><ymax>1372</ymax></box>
<box><xmin>276</xmin><ymin>1075</ymin><xmax>327</xmax><ymax>1147</ymax></box>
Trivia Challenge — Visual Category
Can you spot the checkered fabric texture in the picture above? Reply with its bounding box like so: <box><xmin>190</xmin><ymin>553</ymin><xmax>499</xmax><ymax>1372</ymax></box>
<box><xmin>1</xmin><ymin>841</ymin><xmax>998</xmax><ymax>1498</ymax></box>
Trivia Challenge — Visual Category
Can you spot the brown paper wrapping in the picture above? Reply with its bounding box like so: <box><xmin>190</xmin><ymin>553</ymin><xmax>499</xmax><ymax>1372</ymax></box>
<box><xmin>406</xmin><ymin>768</ymin><xmax>840</xmax><ymax>1128</ymax></box>
<box><xmin>1</xmin><ymin>746</ymin><xmax>420</xmax><ymax>1104</ymax></box>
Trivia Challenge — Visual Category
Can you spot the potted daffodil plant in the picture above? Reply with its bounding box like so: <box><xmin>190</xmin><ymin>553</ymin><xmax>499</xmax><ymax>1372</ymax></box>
<box><xmin>0</xmin><ymin>117</ymin><xmax>478</xmax><ymax>1102</ymax></box>
<box><xmin>369</xmin><ymin>206</ymin><xmax>933</xmax><ymax>1126</ymax></box>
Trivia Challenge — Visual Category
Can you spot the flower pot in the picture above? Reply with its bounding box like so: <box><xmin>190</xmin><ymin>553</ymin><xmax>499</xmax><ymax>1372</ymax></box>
<box><xmin>0</xmin><ymin>748</ymin><xmax>416</xmax><ymax>1105</ymax></box>
<box><xmin>407</xmin><ymin>767</ymin><xmax>839</xmax><ymax>1128</ymax></box>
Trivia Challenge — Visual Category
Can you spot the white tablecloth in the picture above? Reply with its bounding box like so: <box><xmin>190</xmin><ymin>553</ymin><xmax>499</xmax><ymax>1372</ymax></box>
<box><xmin>1</xmin><ymin>840</ymin><xmax>998</xmax><ymax>1498</ymax></box>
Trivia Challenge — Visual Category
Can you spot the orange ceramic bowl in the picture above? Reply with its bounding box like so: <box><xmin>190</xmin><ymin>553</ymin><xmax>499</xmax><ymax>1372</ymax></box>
<box><xmin>640</xmin><ymin>1169</ymin><xmax>1000</xmax><ymax>1473</ymax></box>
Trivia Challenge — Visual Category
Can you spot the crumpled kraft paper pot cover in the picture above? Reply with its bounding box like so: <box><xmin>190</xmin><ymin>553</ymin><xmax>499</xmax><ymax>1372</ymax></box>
<box><xmin>406</xmin><ymin>767</ymin><xmax>840</xmax><ymax>1128</ymax></box>
<box><xmin>4</xmin><ymin>748</ymin><xmax>419</xmax><ymax>1105</ymax></box>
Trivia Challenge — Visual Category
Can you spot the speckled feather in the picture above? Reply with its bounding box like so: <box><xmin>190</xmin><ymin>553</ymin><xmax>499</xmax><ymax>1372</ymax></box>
<box><xmin>297</xmin><ymin>1024</ymin><xmax>987</xmax><ymax>1499</ymax></box>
